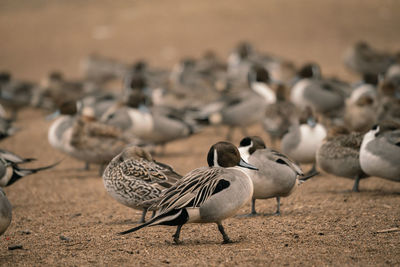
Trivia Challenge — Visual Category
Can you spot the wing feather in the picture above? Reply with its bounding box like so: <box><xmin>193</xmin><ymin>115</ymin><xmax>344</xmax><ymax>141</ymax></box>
<box><xmin>150</xmin><ymin>167</ymin><xmax>224</xmax><ymax>213</ymax></box>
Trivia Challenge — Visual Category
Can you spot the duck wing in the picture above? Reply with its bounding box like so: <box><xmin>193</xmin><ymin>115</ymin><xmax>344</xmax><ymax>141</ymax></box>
<box><xmin>150</xmin><ymin>167</ymin><xmax>225</xmax><ymax>213</ymax></box>
<box><xmin>265</xmin><ymin>148</ymin><xmax>304</xmax><ymax>176</ymax></box>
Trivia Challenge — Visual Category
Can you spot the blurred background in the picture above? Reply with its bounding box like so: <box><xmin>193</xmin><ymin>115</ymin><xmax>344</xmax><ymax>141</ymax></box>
<box><xmin>0</xmin><ymin>1</ymin><xmax>400</xmax><ymax>266</ymax></box>
<box><xmin>1</xmin><ymin>0</ymin><xmax>399</xmax><ymax>81</ymax></box>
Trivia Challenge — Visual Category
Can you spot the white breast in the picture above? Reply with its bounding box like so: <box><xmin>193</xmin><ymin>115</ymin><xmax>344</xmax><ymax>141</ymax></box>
<box><xmin>360</xmin><ymin>131</ymin><xmax>399</xmax><ymax>179</ymax></box>
<box><xmin>290</xmin><ymin>79</ymin><xmax>311</xmax><ymax>108</ymax></box>
<box><xmin>290</xmin><ymin>124</ymin><xmax>327</xmax><ymax>163</ymax></box>
<box><xmin>251</xmin><ymin>82</ymin><xmax>277</xmax><ymax>104</ymax></box>
<box><xmin>127</xmin><ymin>109</ymin><xmax>154</xmax><ymax>137</ymax></box>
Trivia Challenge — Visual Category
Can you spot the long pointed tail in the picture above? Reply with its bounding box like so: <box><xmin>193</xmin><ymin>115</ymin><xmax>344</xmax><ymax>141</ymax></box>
<box><xmin>119</xmin><ymin>209</ymin><xmax>184</xmax><ymax>235</ymax></box>
<box><xmin>118</xmin><ymin>220</ymin><xmax>154</xmax><ymax>235</ymax></box>
<box><xmin>15</xmin><ymin>160</ymin><xmax>62</xmax><ymax>176</ymax></box>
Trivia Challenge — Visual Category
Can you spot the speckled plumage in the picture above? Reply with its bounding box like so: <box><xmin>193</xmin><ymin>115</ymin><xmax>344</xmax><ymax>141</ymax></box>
<box><xmin>317</xmin><ymin>130</ymin><xmax>367</xmax><ymax>191</ymax></box>
<box><xmin>103</xmin><ymin>146</ymin><xmax>182</xmax><ymax>221</ymax></box>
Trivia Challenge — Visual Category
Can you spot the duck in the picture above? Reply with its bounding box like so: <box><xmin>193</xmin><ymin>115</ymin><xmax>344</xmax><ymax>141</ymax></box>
<box><xmin>0</xmin><ymin>116</ymin><xmax>17</xmax><ymax>141</ymax></box>
<box><xmin>290</xmin><ymin>63</ymin><xmax>349</xmax><ymax>122</ymax></box>
<box><xmin>238</xmin><ymin>136</ymin><xmax>309</xmax><ymax>216</ymax></box>
<box><xmin>118</xmin><ymin>141</ymin><xmax>257</xmax><ymax>244</ymax></box>
<box><xmin>281</xmin><ymin>106</ymin><xmax>327</xmax><ymax>175</ymax></box>
<box><xmin>48</xmin><ymin>101</ymin><xmax>144</xmax><ymax>171</ymax></box>
<box><xmin>344</xmin><ymin>74</ymin><xmax>379</xmax><ymax>132</ymax></box>
<box><xmin>359</xmin><ymin>121</ymin><xmax>400</xmax><ymax>182</ymax></box>
<box><xmin>377</xmin><ymin>75</ymin><xmax>400</xmax><ymax>124</ymax></box>
<box><xmin>343</xmin><ymin>41</ymin><xmax>394</xmax><ymax>75</ymax></box>
<box><xmin>201</xmin><ymin>65</ymin><xmax>276</xmax><ymax>140</ymax></box>
<box><xmin>344</xmin><ymin>94</ymin><xmax>378</xmax><ymax>133</ymax></box>
<box><xmin>32</xmin><ymin>71</ymin><xmax>100</xmax><ymax>110</ymax></box>
<box><xmin>102</xmin><ymin>146</ymin><xmax>182</xmax><ymax>223</ymax></box>
<box><xmin>0</xmin><ymin>149</ymin><xmax>59</xmax><ymax>187</ymax></box>
<box><xmin>101</xmin><ymin>104</ymin><xmax>195</xmax><ymax>151</ymax></box>
<box><xmin>227</xmin><ymin>41</ymin><xmax>254</xmax><ymax>85</ymax></box>
<box><xmin>0</xmin><ymin>188</ymin><xmax>12</xmax><ymax>235</ymax></box>
<box><xmin>0</xmin><ymin>72</ymin><xmax>37</xmax><ymax>119</ymax></box>
<box><xmin>316</xmin><ymin>126</ymin><xmax>368</xmax><ymax>192</ymax></box>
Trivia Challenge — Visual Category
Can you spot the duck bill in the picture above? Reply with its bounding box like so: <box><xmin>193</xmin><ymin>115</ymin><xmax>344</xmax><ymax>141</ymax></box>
<box><xmin>45</xmin><ymin>110</ymin><xmax>61</xmax><ymax>121</ymax></box>
<box><xmin>307</xmin><ymin>117</ymin><xmax>317</xmax><ymax>128</ymax></box>
<box><xmin>238</xmin><ymin>158</ymin><xmax>258</xmax><ymax>170</ymax></box>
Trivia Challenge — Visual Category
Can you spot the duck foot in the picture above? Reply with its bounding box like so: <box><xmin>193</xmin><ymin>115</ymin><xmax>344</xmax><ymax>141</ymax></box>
<box><xmin>172</xmin><ymin>225</ymin><xmax>183</xmax><ymax>245</ymax></box>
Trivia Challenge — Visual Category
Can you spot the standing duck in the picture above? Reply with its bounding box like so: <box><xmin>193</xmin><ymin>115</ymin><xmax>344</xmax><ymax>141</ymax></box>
<box><xmin>316</xmin><ymin>126</ymin><xmax>368</xmax><ymax>192</ymax></box>
<box><xmin>238</xmin><ymin>136</ymin><xmax>307</xmax><ymax>216</ymax></box>
<box><xmin>118</xmin><ymin>141</ymin><xmax>257</xmax><ymax>244</ymax></box>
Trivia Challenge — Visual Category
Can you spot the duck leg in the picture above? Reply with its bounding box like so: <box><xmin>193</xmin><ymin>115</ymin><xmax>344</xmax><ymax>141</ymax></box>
<box><xmin>352</xmin><ymin>175</ymin><xmax>361</xmax><ymax>192</ymax></box>
<box><xmin>217</xmin><ymin>223</ymin><xmax>233</xmax><ymax>244</ymax></box>
<box><xmin>237</xmin><ymin>199</ymin><xmax>259</xmax><ymax>217</ymax></box>
<box><xmin>251</xmin><ymin>198</ymin><xmax>257</xmax><ymax>215</ymax></box>
<box><xmin>139</xmin><ymin>209</ymin><xmax>147</xmax><ymax>223</ymax></box>
<box><xmin>305</xmin><ymin>162</ymin><xmax>318</xmax><ymax>176</ymax></box>
<box><xmin>84</xmin><ymin>162</ymin><xmax>90</xmax><ymax>171</ymax></box>
<box><xmin>275</xmin><ymin>197</ymin><xmax>281</xmax><ymax>215</ymax></box>
<box><xmin>172</xmin><ymin>225</ymin><xmax>183</xmax><ymax>244</ymax></box>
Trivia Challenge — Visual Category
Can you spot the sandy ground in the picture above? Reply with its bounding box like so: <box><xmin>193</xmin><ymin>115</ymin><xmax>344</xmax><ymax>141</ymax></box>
<box><xmin>0</xmin><ymin>1</ymin><xmax>400</xmax><ymax>266</ymax></box>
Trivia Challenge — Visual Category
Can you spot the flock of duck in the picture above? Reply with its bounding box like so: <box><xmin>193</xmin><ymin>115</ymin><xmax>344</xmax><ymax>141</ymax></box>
<box><xmin>0</xmin><ymin>40</ymin><xmax>399</xmax><ymax>244</ymax></box>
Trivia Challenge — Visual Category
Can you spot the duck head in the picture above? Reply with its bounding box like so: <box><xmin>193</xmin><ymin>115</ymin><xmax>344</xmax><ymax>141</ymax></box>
<box><xmin>207</xmin><ymin>141</ymin><xmax>258</xmax><ymax>170</ymax></box>
<box><xmin>238</xmin><ymin>136</ymin><xmax>266</xmax><ymax>162</ymax></box>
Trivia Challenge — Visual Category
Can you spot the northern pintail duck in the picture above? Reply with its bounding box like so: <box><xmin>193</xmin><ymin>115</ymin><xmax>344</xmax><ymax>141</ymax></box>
<box><xmin>0</xmin><ymin>116</ymin><xmax>17</xmax><ymax>141</ymax></box>
<box><xmin>32</xmin><ymin>71</ymin><xmax>100</xmax><ymax>110</ymax></box>
<box><xmin>227</xmin><ymin>41</ymin><xmax>254</xmax><ymax>85</ymax></box>
<box><xmin>103</xmin><ymin>146</ymin><xmax>182</xmax><ymax>223</ymax></box>
<box><xmin>343</xmin><ymin>74</ymin><xmax>380</xmax><ymax>132</ymax></box>
<box><xmin>0</xmin><ymin>188</ymin><xmax>12</xmax><ymax>235</ymax></box>
<box><xmin>290</xmin><ymin>63</ymin><xmax>349</xmax><ymax>121</ymax></box>
<box><xmin>281</xmin><ymin>107</ymin><xmax>327</xmax><ymax>174</ymax></box>
<box><xmin>344</xmin><ymin>93</ymin><xmax>378</xmax><ymax>133</ymax></box>
<box><xmin>119</xmin><ymin>141</ymin><xmax>257</xmax><ymax>244</ymax></box>
<box><xmin>0</xmin><ymin>149</ymin><xmax>59</xmax><ymax>187</ymax></box>
<box><xmin>48</xmin><ymin>101</ymin><xmax>144</xmax><ymax>171</ymax></box>
<box><xmin>359</xmin><ymin>121</ymin><xmax>400</xmax><ymax>182</ymax></box>
<box><xmin>202</xmin><ymin>65</ymin><xmax>276</xmax><ymax>140</ymax></box>
<box><xmin>316</xmin><ymin>126</ymin><xmax>367</xmax><ymax>192</ymax></box>
<box><xmin>0</xmin><ymin>72</ymin><xmax>36</xmax><ymax>118</ymax></box>
<box><xmin>343</xmin><ymin>41</ymin><xmax>394</xmax><ymax>75</ymax></box>
<box><xmin>227</xmin><ymin>42</ymin><xmax>296</xmax><ymax>86</ymax></box>
<box><xmin>101</xmin><ymin>104</ymin><xmax>195</xmax><ymax>149</ymax></box>
<box><xmin>238</xmin><ymin>136</ymin><xmax>310</xmax><ymax>216</ymax></box>
<box><xmin>377</xmin><ymin>72</ymin><xmax>400</xmax><ymax>124</ymax></box>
